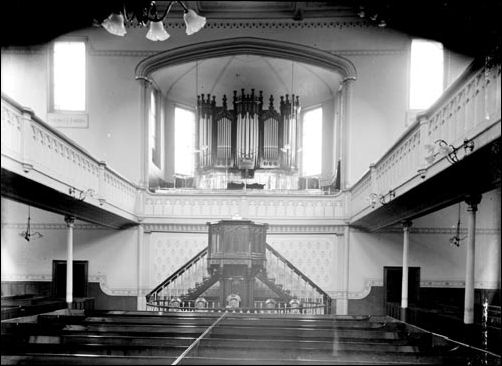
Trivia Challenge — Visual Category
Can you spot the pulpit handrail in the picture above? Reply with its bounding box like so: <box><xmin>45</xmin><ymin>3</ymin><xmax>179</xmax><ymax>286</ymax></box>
<box><xmin>146</xmin><ymin>246</ymin><xmax>208</xmax><ymax>300</ymax></box>
<box><xmin>265</xmin><ymin>243</ymin><xmax>331</xmax><ymax>302</ymax></box>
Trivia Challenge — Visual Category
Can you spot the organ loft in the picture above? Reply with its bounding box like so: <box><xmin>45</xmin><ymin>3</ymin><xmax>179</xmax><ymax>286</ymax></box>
<box><xmin>195</xmin><ymin>89</ymin><xmax>302</xmax><ymax>190</ymax></box>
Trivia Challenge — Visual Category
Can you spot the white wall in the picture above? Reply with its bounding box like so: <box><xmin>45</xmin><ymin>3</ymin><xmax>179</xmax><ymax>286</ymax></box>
<box><xmin>1</xmin><ymin>198</ymin><xmax>139</xmax><ymax>296</ymax></box>
<box><xmin>1</xmin><ymin>21</ymin><xmax>422</xmax><ymax>189</ymax></box>
<box><xmin>348</xmin><ymin>188</ymin><xmax>501</xmax><ymax>298</ymax></box>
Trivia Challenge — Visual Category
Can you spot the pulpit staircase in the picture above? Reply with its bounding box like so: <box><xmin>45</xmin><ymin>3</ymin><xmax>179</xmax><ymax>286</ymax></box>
<box><xmin>146</xmin><ymin>244</ymin><xmax>331</xmax><ymax>313</ymax></box>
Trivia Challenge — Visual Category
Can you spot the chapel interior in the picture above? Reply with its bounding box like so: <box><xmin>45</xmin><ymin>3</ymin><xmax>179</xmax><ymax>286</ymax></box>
<box><xmin>1</xmin><ymin>1</ymin><xmax>501</xmax><ymax>365</ymax></box>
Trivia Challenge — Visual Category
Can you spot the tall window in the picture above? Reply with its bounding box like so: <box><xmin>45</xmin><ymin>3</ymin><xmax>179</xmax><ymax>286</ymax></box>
<box><xmin>52</xmin><ymin>41</ymin><xmax>86</xmax><ymax>111</ymax></box>
<box><xmin>302</xmin><ymin>107</ymin><xmax>323</xmax><ymax>176</ymax></box>
<box><xmin>175</xmin><ymin>106</ymin><xmax>196</xmax><ymax>176</ymax></box>
<box><xmin>409</xmin><ymin>39</ymin><xmax>444</xmax><ymax>110</ymax></box>
<box><xmin>149</xmin><ymin>90</ymin><xmax>161</xmax><ymax>167</ymax></box>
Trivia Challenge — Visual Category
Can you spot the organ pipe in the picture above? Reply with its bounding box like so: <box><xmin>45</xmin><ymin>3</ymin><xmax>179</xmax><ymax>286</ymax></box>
<box><xmin>196</xmin><ymin>89</ymin><xmax>300</xmax><ymax>172</ymax></box>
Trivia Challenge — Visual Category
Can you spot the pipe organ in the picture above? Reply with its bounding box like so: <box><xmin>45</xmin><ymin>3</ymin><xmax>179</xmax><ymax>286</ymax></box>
<box><xmin>196</xmin><ymin>89</ymin><xmax>300</xmax><ymax>187</ymax></box>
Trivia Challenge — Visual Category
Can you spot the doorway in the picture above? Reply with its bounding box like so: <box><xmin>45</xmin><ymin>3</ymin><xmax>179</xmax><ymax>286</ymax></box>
<box><xmin>383</xmin><ymin>266</ymin><xmax>420</xmax><ymax>305</ymax></box>
<box><xmin>52</xmin><ymin>260</ymin><xmax>88</xmax><ymax>298</ymax></box>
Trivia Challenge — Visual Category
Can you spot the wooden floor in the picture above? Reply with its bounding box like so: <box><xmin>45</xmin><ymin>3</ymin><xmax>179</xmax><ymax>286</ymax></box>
<box><xmin>1</xmin><ymin>309</ymin><xmax>498</xmax><ymax>365</ymax></box>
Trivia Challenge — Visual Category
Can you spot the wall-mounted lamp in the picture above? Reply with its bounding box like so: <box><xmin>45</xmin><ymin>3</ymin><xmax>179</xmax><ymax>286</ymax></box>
<box><xmin>19</xmin><ymin>206</ymin><xmax>43</xmax><ymax>242</ymax></box>
<box><xmin>356</xmin><ymin>5</ymin><xmax>387</xmax><ymax>27</ymax></box>
<box><xmin>368</xmin><ymin>193</ymin><xmax>379</xmax><ymax>208</ymax></box>
<box><xmin>367</xmin><ymin>190</ymin><xmax>395</xmax><ymax>208</ymax></box>
<box><xmin>425</xmin><ymin>138</ymin><xmax>475</xmax><ymax>165</ymax></box>
<box><xmin>379</xmin><ymin>190</ymin><xmax>395</xmax><ymax>205</ymax></box>
<box><xmin>417</xmin><ymin>167</ymin><xmax>427</xmax><ymax>179</ymax></box>
<box><xmin>69</xmin><ymin>187</ymin><xmax>96</xmax><ymax>201</ymax></box>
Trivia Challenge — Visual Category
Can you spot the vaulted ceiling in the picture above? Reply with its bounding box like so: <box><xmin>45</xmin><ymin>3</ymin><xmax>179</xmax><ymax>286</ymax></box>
<box><xmin>151</xmin><ymin>55</ymin><xmax>343</xmax><ymax>107</ymax></box>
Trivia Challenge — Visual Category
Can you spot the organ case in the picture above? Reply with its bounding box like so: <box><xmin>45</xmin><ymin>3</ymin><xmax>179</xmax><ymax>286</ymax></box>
<box><xmin>196</xmin><ymin>89</ymin><xmax>300</xmax><ymax>175</ymax></box>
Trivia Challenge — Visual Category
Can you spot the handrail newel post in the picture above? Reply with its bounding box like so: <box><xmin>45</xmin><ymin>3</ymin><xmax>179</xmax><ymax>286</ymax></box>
<box><xmin>417</xmin><ymin>115</ymin><xmax>430</xmax><ymax>178</ymax></box>
<box><xmin>21</xmin><ymin>109</ymin><xmax>34</xmax><ymax>173</ymax></box>
<box><xmin>97</xmin><ymin>161</ymin><xmax>107</xmax><ymax>204</ymax></box>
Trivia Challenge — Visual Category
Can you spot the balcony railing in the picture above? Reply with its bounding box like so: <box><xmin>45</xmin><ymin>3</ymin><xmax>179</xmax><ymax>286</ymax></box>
<box><xmin>350</xmin><ymin>57</ymin><xmax>501</xmax><ymax>219</ymax></box>
<box><xmin>2</xmin><ymin>56</ymin><xmax>500</xmax><ymax>226</ymax></box>
<box><xmin>1</xmin><ymin>93</ymin><xmax>138</xmax><ymax>219</ymax></box>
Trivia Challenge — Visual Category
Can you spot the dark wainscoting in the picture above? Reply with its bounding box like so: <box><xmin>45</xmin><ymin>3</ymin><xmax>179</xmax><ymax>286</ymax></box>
<box><xmin>348</xmin><ymin>286</ymin><xmax>385</xmax><ymax>315</ymax></box>
<box><xmin>87</xmin><ymin>282</ymin><xmax>136</xmax><ymax>311</ymax></box>
<box><xmin>1</xmin><ymin>281</ymin><xmax>52</xmax><ymax>297</ymax></box>
<box><xmin>347</xmin><ymin>286</ymin><xmax>500</xmax><ymax>319</ymax></box>
<box><xmin>2</xmin><ymin>281</ymin><xmax>137</xmax><ymax>311</ymax></box>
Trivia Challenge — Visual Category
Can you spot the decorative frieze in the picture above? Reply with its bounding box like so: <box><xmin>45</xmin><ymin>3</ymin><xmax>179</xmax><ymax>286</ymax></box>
<box><xmin>1</xmin><ymin>223</ymin><xmax>110</xmax><ymax>230</ymax></box>
<box><xmin>144</xmin><ymin>194</ymin><xmax>345</xmax><ymax>220</ymax></box>
<box><xmin>142</xmin><ymin>223</ymin><xmax>345</xmax><ymax>234</ymax></box>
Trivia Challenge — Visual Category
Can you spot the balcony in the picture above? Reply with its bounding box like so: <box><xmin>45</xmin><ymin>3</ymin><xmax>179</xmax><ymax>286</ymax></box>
<box><xmin>1</xmin><ymin>57</ymin><xmax>500</xmax><ymax>229</ymax></box>
<box><xmin>1</xmin><ymin>94</ymin><xmax>138</xmax><ymax>228</ymax></box>
<box><xmin>350</xmin><ymin>58</ymin><xmax>501</xmax><ymax>230</ymax></box>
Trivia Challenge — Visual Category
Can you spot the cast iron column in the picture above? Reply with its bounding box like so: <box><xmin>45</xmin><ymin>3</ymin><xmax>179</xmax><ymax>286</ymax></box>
<box><xmin>464</xmin><ymin>194</ymin><xmax>481</xmax><ymax>324</ymax></box>
<box><xmin>64</xmin><ymin>215</ymin><xmax>75</xmax><ymax>308</ymax></box>
<box><xmin>401</xmin><ymin>220</ymin><xmax>412</xmax><ymax>320</ymax></box>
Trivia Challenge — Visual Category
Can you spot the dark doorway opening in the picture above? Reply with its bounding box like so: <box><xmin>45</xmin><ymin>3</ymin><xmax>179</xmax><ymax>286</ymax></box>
<box><xmin>52</xmin><ymin>260</ymin><xmax>88</xmax><ymax>298</ymax></box>
<box><xmin>383</xmin><ymin>266</ymin><xmax>420</xmax><ymax>305</ymax></box>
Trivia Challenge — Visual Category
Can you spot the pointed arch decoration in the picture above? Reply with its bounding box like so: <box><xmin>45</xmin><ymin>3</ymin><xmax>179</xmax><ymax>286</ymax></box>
<box><xmin>137</xmin><ymin>37</ymin><xmax>357</xmax><ymax>191</ymax></box>
<box><xmin>135</xmin><ymin>37</ymin><xmax>357</xmax><ymax>80</ymax></box>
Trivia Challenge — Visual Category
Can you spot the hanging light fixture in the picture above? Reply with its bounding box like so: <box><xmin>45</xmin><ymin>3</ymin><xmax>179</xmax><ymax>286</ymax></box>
<box><xmin>19</xmin><ymin>206</ymin><xmax>43</xmax><ymax>242</ymax></box>
<box><xmin>102</xmin><ymin>12</ymin><xmax>127</xmax><ymax>36</ymax></box>
<box><xmin>449</xmin><ymin>203</ymin><xmax>466</xmax><ymax>247</ymax></box>
<box><xmin>182</xmin><ymin>7</ymin><xmax>207</xmax><ymax>35</ymax></box>
<box><xmin>101</xmin><ymin>1</ymin><xmax>206</xmax><ymax>41</ymax></box>
<box><xmin>146</xmin><ymin>21</ymin><xmax>170</xmax><ymax>41</ymax></box>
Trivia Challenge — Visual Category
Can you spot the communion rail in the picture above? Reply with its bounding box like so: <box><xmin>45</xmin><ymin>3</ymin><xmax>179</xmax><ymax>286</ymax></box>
<box><xmin>146</xmin><ymin>244</ymin><xmax>331</xmax><ymax>314</ymax></box>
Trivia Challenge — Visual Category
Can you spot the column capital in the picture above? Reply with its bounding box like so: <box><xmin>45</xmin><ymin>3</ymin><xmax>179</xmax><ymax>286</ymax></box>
<box><xmin>402</xmin><ymin>220</ymin><xmax>412</xmax><ymax>230</ymax></box>
<box><xmin>465</xmin><ymin>194</ymin><xmax>482</xmax><ymax>212</ymax></box>
<box><xmin>64</xmin><ymin>215</ymin><xmax>75</xmax><ymax>227</ymax></box>
<box><xmin>342</xmin><ymin>76</ymin><xmax>357</xmax><ymax>84</ymax></box>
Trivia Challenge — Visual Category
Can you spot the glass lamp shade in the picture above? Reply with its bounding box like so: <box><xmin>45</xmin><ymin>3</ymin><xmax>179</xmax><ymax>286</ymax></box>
<box><xmin>183</xmin><ymin>9</ymin><xmax>206</xmax><ymax>35</ymax></box>
<box><xmin>146</xmin><ymin>21</ymin><xmax>170</xmax><ymax>41</ymax></box>
<box><xmin>102</xmin><ymin>13</ymin><xmax>127</xmax><ymax>36</ymax></box>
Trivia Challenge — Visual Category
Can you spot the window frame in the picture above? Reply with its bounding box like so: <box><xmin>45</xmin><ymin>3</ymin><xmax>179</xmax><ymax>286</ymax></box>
<box><xmin>173</xmin><ymin>104</ymin><xmax>197</xmax><ymax>177</ymax></box>
<box><xmin>149</xmin><ymin>88</ymin><xmax>163</xmax><ymax>169</ymax></box>
<box><xmin>49</xmin><ymin>37</ymin><xmax>88</xmax><ymax>114</ymax></box>
<box><xmin>300</xmin><ymin>104</ymin><xmax>323</xmax><ymax>177</ymax></box>
<box><xmin>408</xmin><ymin>38</ymin><xmax>444</xmax><ymax>111</ymax></box>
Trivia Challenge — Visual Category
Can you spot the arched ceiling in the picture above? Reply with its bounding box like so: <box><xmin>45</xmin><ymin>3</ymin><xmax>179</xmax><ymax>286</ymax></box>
<box><xmin>150</xmin><ymin>55</ymin><xmax>343</xmax><ymax>108</ymax></box>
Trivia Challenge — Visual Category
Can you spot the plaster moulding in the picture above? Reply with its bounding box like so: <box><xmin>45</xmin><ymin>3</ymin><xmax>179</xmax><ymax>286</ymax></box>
<box><xmin>148</xmin><ymin>19</ymin><xmax>374</xmax><ymax>31</ymax></box>
<box><xmin>1</xmin><ymin>273</ymin><xmax>51</xmax><ymax>282</ymax></box>
<box><xmin>350</xmin><ymin>226</ymin><xmax>500</xmax><ymax>235</ymax></box>
<box><xmin>343</xmin><ymin>278</ymin><xmax>502</xmax><ymax>301</ymax></box>
<box><xmin>0</xmin><ymin>223</ymin><xmax>110</xmax><ymax>230</ymax></box>
<box><xmin>135</xmin><ymin>36</ymin><xmax>357</xmax><ymax>81</ymax></box>
<box><xmin>142</xmin><ymin>223</ymin><xmax>345</xmax><ymax>234</ymax></box>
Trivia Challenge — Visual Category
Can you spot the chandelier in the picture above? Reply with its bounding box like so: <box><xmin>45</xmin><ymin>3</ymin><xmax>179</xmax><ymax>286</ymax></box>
<box><xmin>102</xmin><ymin>1</ymin><xmax>206</xmax><ymax>41</ymax></box>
